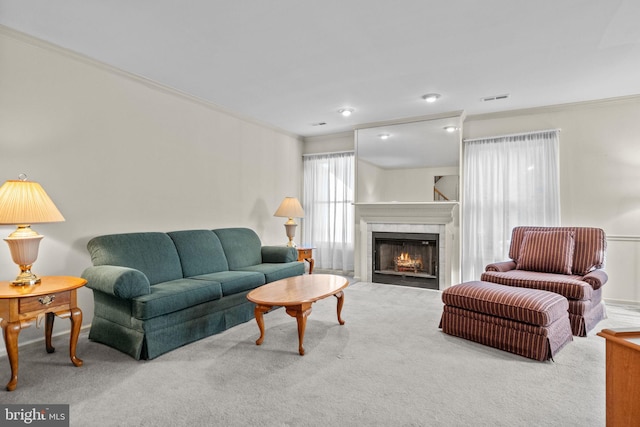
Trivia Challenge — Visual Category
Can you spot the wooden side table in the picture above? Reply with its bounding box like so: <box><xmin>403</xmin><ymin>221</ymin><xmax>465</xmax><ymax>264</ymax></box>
<box><xmin>597</xmin><ymin>328</ymin><xmax>640</xmax><ymax>426</ymax></box>
<box><xmin>0</xmin><ymin>275</ymin><xmax>86</xmax><ymax>391</ymax></box>
<box><xmin>296</xmin><ymin>246</ymin><xmax>315</xmax><ymax>274</ymax></box>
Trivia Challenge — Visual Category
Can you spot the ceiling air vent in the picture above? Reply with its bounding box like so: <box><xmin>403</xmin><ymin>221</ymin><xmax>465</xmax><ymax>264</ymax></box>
<box><xmin>482</xmin><ymin>94</ymin><xmax>510</xmax><ymax>102</ymax></box>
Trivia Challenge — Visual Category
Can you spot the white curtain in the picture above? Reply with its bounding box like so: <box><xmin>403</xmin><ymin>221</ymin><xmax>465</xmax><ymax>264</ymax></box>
<box><xmin>302</xmin><ymin>152</ymin><xmax>355</xmax><ymax>271</ymax></box>
<box><xmin>462</xmin><ymin>129</ymin><xmax>560</xmax><ymax>281</ymax></box>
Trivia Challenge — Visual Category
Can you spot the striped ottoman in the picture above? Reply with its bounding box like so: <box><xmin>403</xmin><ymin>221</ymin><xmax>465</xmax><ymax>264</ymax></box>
<box><xmin>439</xmin><ymin>281</ymin><xmax>573</xmax><ymax>361</ymax></box>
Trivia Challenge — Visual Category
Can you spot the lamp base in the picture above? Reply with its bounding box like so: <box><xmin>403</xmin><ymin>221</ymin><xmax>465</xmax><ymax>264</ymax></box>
<box><xmin>284</xmin><ymin>222</ymin><xmax>298</xmax><ymax>248</ymax></box>
<box><xmin>12</xmin><ymin>267</ymin><xmax>41</xmax><ymax>286</ymax></box>
<box><xmin>4</xmin><ymin>229</ymin><xmax>44</xmax><ymax>287</ymax></box>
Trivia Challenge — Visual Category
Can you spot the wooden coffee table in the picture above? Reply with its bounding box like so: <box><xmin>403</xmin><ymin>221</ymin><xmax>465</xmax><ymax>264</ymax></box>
<box><xmin>246</xmin><ymin>274</ymin><xmax>348</xmax><ymax>355</ymax></box>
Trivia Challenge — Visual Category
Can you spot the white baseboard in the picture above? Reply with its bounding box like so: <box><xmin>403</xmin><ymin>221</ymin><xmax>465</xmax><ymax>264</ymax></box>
<box><xmin>604</xmin><ymin>298</ymin><xmax>640</xmax><ymax>308</ymax></box>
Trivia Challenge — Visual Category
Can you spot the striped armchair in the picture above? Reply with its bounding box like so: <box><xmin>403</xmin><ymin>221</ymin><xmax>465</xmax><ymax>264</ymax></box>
<box><xmin>481</xmin><ymin>226</ymin><xmax>607</xmax><ymax>336</ymax></box>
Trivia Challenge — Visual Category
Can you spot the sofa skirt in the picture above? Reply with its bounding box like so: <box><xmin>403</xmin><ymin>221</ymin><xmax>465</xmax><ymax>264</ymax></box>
<box><xmin>89</xmin><ymin>291</ymin><xmax>255</xmax><ymax>359</ymax></box>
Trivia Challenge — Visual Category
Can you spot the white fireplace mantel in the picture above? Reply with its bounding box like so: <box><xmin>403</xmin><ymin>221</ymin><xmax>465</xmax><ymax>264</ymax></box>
<box><xmin>354</xmin><ymin>202</ymin><xmax>458</xmax><ymax>224</ymax></box>
<box><xmin>354</xmin><ymin>202</ymin><xmax>460</xmax><ymax>289</ymax></box>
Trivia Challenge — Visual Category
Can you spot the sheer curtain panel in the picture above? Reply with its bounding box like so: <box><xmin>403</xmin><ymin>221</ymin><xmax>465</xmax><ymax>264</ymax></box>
<box><xmin>302</xmin><ymin>152</ymin><xmax>354</xmax><ymax>271</ymax></box>
<box><xmin>462</xmin><ymin>130</ymin><xmax>560</xmax><ymax>281</ymax></box>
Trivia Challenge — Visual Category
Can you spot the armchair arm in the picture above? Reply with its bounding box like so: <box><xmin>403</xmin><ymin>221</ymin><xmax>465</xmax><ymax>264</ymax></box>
<box><xmin>261</xmin><ymin>246</ymin><xmax>298</xmax><ymax>263</ymax></box>
<box><xmin>582</xmin><ymin>269</ymin><xmax>608</xmax><ymax>290</ymax></box>
<box><xmin>484</xmin><ymin>260</ymin><xmax>517</xmax><ymax>272</ymax></box>
<box><xmin>82</xmin><ymin>265</ymin><xmax>151</xmax><ymax>299</ymax></box>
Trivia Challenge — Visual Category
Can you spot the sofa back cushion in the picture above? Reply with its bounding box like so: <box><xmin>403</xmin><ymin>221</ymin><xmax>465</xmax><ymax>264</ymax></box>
<box><xmin>87</xmin><ymin>232</ymin><xmax>183</xmax><ymax>285</ymax></box>
<box><xmin>168</xmin><ymin>230</ymin><xmax>229</xmax><ymax>276</ymax></box>
<box><xmin>213</xmin><ymin>228</ymin><xmax>262</xmax><ymax>269</ymax></box>
<box><xmin>516</xmin><ymin>230</ymin><xmax>575</xmax><ymax>274</ymax></box>
<box><xmin>509</xmin><ymin>226</ymin><xmax>606</xmax><ymax>275</ymax></box>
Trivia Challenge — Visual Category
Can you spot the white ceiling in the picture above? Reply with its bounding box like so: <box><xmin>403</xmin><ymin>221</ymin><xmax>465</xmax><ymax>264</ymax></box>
<box><xmin>1</xmin><ymin>1</ymin><xmax>640</xmax><ymax>138</ymax></box>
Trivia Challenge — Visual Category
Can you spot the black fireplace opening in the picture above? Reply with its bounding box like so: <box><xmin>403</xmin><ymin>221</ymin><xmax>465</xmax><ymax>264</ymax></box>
<box><xmin>372</xmin><ymin>232</ymin><xmax>439</xmax><ymax>290</ymax></box>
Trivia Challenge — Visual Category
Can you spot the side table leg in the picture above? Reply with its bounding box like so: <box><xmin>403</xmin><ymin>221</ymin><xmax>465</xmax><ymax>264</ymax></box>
<box><xmin>45</xmin><ymin>312</ymin><xmax>55</xmax><ymax>353</ymax></box>
<box><xmin>69</xmin><ymin>307</ymin><xmax>83</xmax><ymax>367</ymax></box>
<box><xmin>254</xmin><ymin>304</ymin><xmax>271</xmax><ymax>346</ymax></box>
<box><xmin>3</xmin><ymin>321</ymin><xmax>21</xmax><ymax>391</ymax></box>
<box><xmin>307</xmin><ymin>258</ymin><xmax>314</xmax><ymax>274</ymax></box>
<box><xmin>334</xmin><ymin>291</ymin><xmax>345</xmax><ymax>325</ymax></box>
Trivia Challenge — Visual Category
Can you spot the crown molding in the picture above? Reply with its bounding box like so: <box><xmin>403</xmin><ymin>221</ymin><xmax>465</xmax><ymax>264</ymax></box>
<box><xmin>466</xmin><ymin>94</ymin><xmax>640</xmax><ymax>122</ymax></box>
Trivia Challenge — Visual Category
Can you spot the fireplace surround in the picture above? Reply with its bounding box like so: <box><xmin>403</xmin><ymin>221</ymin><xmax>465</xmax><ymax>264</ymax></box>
<box><xmin>354</xmin><ymin>202</ymin><xmax>459</xmax><ymax>290</ymax></box>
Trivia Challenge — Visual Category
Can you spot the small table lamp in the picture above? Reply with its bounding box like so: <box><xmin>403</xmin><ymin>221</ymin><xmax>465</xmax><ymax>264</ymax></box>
<box><xmin>0</xmin><ymin>175</ymin><xmax>65</xmax><ymax>286</ymax></box>
<box><xmin>274</xmin><ymin>197</ymin><xmax>304</xmax><ymax>247</ymax></box>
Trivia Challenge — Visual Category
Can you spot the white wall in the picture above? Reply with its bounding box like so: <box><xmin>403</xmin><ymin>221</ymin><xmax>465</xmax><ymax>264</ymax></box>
<box><xmin>464</xmin><ymin>96</ymin><xmax>640</xmax><ymax>305</ymax></box>
<box><xmin>303</xmin><ymin>131</ymin><xmax>353</xmax><ymax>155</ymax></box>
<box><xmin>0</xmin><ymin>28</ymin><xmax>303</xmax><ymax>348</ymax></box>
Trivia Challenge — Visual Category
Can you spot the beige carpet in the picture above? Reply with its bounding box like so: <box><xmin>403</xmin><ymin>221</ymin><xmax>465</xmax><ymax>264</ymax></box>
<box><xmin>2</xmin><ymin>281</ymin><xmax>639</xmax><ymax>426</ymax></box>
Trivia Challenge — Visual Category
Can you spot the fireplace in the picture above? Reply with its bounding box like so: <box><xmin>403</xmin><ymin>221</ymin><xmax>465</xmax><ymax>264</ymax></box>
<box><xmin>372</xmin><ymin>232</ymin><xmax>439</xmax><ymax>289</ymax></box>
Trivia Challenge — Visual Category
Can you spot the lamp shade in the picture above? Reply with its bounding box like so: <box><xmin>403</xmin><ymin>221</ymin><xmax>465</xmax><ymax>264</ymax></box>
<box><xmin>273</xmin><ymin>197</ymin><xmax>304</xmax><ymax>219</ymax></box>
<box><xmin>0</xmin><ymin>179</ymin><xmax>65</xmax><ymax>225</ymax></box>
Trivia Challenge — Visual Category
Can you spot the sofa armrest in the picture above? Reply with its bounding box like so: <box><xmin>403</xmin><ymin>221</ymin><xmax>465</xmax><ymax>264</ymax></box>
<box><xmin>485</xmin><ymin>260</ymin><xmax>517</xmax><ymax>272</ymax></box>
<box><xmin>582</xmin><ymin>269</ymin><xmax>608</xmax><ymax>290</ymax></box>
<box><xmin>82</xmin><ymin>265</ymin><xmax>151</xmax><ymax>299</ymax></box>
<box><xmin>261</xmin><ymin>246</ymin><xmax>298</xmax><ymax>263</ymax></box>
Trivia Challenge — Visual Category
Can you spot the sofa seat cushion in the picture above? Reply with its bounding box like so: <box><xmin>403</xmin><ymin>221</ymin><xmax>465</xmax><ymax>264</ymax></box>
<box><xmin>191</xmin><ymin>271</ymin><xmax>265</xmax><ymax>296</ymax></box>
<box><xmin>132</xmin><ymin>279</ymin><xmax>222</xmax><ymax>320</ymax></box>
<box><xmin>237</xmin><ymin>262</ymin><xmax>305</xmax><ymax>283</ymax></box>
<box><xmin>480</xmin><ymin>270</ymin><xmax>592</xmax><ymax>301</ymax></box>
<box><xmin>442</xmin><ymin>281</ymin><xmax>569</xmax><ymax>327</ymax></box>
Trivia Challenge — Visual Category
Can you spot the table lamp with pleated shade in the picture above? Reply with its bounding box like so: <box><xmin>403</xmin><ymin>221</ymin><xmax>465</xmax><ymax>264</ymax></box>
<box><xmin>0</xmin><ymin>175</ymin><xmax>65</xmax><ymax>286</ymax></box>
<box><xmin>273</xmin><ymin>197</ymin><xmax>304</xmax><ymax>247</ymax></box>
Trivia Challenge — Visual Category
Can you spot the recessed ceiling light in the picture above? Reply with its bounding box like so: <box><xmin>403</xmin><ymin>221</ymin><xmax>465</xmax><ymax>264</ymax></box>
<box><xmin>338</xmin><ymin>108</ymin><xmax>354</xmax><ymax>117</ymax></box>
<box><xmin>378</xmin><ymin>133</ymin><xmax>391</xmax><ymax>140</ymax></box>
<box><xmin>422</xmin><ymin>93</ymin><xmax>441</xmax><ymax>103</ymax></box>
<box><xmin>443</xmin><ymin>126</ymin><xmax>458</xmax><ymax>133</ymax></box>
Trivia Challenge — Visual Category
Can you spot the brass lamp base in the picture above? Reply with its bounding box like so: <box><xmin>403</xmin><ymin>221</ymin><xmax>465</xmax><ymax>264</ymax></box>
<box><xmin>12</xmin><ymin>266</ymin><xmax>41</xmax><ymax>286</ymax></box>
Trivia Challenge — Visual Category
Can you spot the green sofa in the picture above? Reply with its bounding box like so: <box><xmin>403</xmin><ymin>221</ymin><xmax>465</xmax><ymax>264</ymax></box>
<box><xmin>81</xmin><ymin>228</ymin><xmax>304</xmax><ymax>359</ymax></box>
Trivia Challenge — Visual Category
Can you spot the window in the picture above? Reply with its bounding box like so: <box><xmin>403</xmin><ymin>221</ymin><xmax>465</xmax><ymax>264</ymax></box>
<box><xmin>462</xmin><ymin>130</ymin><xmax>560</xmax><ymax>281</ymax></box>
<box><xmin>302</xmin><ymin>152</ymin><xmax>354</xmax><ymax>271</ymax></box>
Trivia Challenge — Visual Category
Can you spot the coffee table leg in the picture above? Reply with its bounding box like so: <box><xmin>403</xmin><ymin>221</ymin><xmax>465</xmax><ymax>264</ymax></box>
<box><xmin>254</xmin><ymin>304</ymin><xmax>271</xmax><ymax>346</ymax></box>
<box><xmin>334</xmin><ymin>291</ymin><xmax>345</xmax><ymax>325</ymax></box>
<box><xmin>286</xmin><ymin>303</ymin><xmax>312</xmax><ymax>356</ymax></box>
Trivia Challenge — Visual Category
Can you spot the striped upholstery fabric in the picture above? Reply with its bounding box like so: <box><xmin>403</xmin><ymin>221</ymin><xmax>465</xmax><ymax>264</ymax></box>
<box><xmin>440</xmin><ymin>282</ymin><xmax>573</xmax><ymax>361</ymax></box>
<box><xmin>442</xmin><ymin>281</ymin><xmax>568</xmax><ymax>326</ymax></box>
<box><xmin>440</xmin><ymin>306</ymin><xmax>573</xmax><ymax>361</ymax></box>
<box><xmin>480</xmin><ymin>270</ymin><xmax>592</xmax><ymax>301</ymax></box>
<box><xmin>516</xmin><ymin>230</ymin><xmax>575</xmax><ymax>274</ymax></box>
<box><xmin>567</xmin><ymin>288</ymin><xmax>602</xmax><ymax>316</ymax></box>
<box><xmin>508</xmin><ymin>226</ymin><xmax>606</xmax><ymax>276</ymax></box>
<box><xmin>482</xmin><ymin>226</ymin><xmax>608</xmax><ymax>336</ymax></box>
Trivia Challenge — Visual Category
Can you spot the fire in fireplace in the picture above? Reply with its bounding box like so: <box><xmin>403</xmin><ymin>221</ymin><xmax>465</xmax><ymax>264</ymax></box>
<box><xmin>372</xmin><ymin>232</ymin><xmax>439</xmax><ymax>289</ymax></box>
